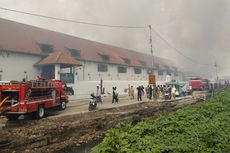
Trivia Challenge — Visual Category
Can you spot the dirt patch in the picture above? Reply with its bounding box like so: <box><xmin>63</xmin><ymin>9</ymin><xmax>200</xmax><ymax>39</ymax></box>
<box><xmin>0</xmin><ymin>98</ymin><xmax>198</xmax><ymax>153</ymax></box>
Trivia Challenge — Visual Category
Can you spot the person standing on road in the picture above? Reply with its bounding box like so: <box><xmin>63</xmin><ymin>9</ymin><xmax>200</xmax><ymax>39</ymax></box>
<box><xmin>145</xmin><ymin>85</ymin><xmax>149</xmax><ymax>98</ymax></box>
<box><xmin>155</xmin><ymin>85</ymin><xmax>159</xmax><ymax>100</ymax></box>
<box><xmin>171</xmin><ymin>86</ymin><xmax>176</xmax><ymax>99</ymax></box>
<box><xmin>152</xmin><ymin>85</ymin><xmax>157</xmax><ymax>100</ymax></box>
<box><xmin>149</xmin><ymin>85</ymin><xmax>153</xmax><ymax>100</ymax></box>
<box><xmin>136</xmin><ymin>86</ymin><xmax>143</xmax><ymax>101</ymax></box>
<box><xmin>159</xmin><ymin>85</ymin><xmax>164</xmax><ymax>99</ymax></box>
<box><xmin>114</xmin><ymin>87</ymin><xmax>119</xmax><ymax>102</ymax></box>
<box><xmin>130</xmin><ymin>86</ymin><xmax>134</xmax><ymax>99</ymax></box>
<box><xmin>141</xmin><ymin>85</ymin><xmax>145</xmax><ymax>96</ymax></box>
<box><xmin>112</xmin><ymin>87</ymin><xmax>116</xmax><ymax>103</ymax></box>
<box><xmin>128</xmin><ymin>84</ymin><xmax>131</xmax><ymax>96</ymax></box>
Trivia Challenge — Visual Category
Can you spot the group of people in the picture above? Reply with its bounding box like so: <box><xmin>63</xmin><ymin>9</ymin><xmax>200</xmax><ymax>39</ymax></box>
<box><xmin>128</xmin><ymin>84</ymin><xmax>179</xmax><ymax>101</ymax></box>
<box><xmin>111</xmin><ymin>84</ymin><xmax>183</xmax><ymax>103</ymax></box>
<box><xmin>128</xmin><ymin>85</ymin><xmax>146</xmax><ymax>101</ymax></box>
<box><xmin>146</xmin><ymin>85</ymin><xmax>178</xmax><ymax>100</ymax></box>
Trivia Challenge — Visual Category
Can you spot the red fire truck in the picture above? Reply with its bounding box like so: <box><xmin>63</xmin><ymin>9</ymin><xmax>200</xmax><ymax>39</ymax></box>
<box><xmin>189</xmin><ymin>78</ymin><xmax>210</xmax><ymax>91</ymax></box>
<box><xmin>0</xmin><ymin>79</ymin><xmax>69</xmax><ymax>120</ymax></box>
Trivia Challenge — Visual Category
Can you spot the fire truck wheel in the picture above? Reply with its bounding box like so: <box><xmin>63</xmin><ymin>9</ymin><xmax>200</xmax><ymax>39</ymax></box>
<box><xmin>35</xmin><ymin>105</ymin><xmax>45</xmax><ymax>119</ymax></box>
<box><xmin>6</xmin><ymin>114</ymin><xmax>20</xmax><ymax>121</ymax></box>
<box><xmin>59</xmin><ymin>101</ymin><xmax>67</xmax><ymax>110</ymax></box>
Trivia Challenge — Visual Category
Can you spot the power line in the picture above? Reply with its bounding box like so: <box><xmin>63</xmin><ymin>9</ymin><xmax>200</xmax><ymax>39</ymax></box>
<box><xmin>150</xmin><ymin>24</ymin><xmax>213</xmax><ymax>66</ymax></box>
<box><xmin>0</xmin><ymin>7</ymin><xmax>147</xmax><ymax>29</ymax></box>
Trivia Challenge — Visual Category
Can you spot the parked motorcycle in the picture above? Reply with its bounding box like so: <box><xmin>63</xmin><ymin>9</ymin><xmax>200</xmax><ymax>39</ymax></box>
<box><xmin>164</xmin><ymin>88</ymin><xmax>171</xmax><ymax>100</ymax></box>
<box><xmin>88</xmin><ymin>94</ymin><xmax>102</xmax><ymax>111</ymax></box>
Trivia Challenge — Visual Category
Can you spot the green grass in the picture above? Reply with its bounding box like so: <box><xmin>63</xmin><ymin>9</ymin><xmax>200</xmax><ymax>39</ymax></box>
<box><xmin>91</xmin><ymin>89</ymin><xmax>230</xmax><ymax>153</ymax></box>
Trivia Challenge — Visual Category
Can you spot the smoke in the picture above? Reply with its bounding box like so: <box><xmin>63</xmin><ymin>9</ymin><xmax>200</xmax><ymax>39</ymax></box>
<box><xmin>0</xmin><ymin>0</ymin><xmax>230</xmax><ymax>78</ymax></box>
<box><xmin>168</xmin><ymin>0</ymin><xmax>229</xmax><ymax>77</ymax></box>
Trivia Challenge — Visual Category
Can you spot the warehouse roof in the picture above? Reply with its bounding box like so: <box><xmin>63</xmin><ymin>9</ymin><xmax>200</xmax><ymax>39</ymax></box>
<box><xmin>0</xmin><ymin>18</ymin><xmax>178</xmax><ymax>69</ymax></box>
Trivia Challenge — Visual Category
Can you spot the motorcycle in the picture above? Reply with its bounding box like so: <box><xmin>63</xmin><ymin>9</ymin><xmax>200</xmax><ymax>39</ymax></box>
<box><xmin>88</xmin><ymin>94</ymin><xmax>102</xmax><ymax>111</ymax></box>
<box><xmin>164</xmin><ymin>88</ymin><xmax>171</xmax><ymax>100</ymax></box>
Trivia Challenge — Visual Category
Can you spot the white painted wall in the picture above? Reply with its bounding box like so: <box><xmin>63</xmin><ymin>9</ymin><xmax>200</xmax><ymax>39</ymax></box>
<box><xmin>0</xmin><ymin>53</ymin><xmax>184</xmax><ymax>99</ymax></box>
<box><xmin>68</xmin><ymin>79</ymin><xmax>168</xmax><ymax>100</ymax></box>
<box><xmin>0</xmin><ymin>52</ymin><xmax>41</xmax><ymax>81</ymax></box>
<box><xmin>74</xmin><ymin>61</ymin><xmax>183</xmax><ymax>82</ymax></box>
<box><xmin>68</xmin><ymin>61</ymin><xmax>184</xmax><ymax>99</ymax></box>
<box><xmin>54</xmin><ymin>64</ymin><xmax>60</xmax><ymax>80</ymax></box>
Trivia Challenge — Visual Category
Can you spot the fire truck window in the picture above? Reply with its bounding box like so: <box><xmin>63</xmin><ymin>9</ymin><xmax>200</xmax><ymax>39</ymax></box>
<box><xmin>2</xmin><ymin>91</ymin><xmax>19</xmax><ymax>100</ymax></box>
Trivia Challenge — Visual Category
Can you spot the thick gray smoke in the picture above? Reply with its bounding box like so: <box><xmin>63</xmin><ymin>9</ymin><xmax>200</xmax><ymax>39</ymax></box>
<box><xmin>168</xmin><ymin>0</ymin><xmax>229</xmax><ymax>77</ymax></box>
<box><xmin>0</xmin><ymin>0</ymin><xmax>230</xmax><ymax>78</ymax></box>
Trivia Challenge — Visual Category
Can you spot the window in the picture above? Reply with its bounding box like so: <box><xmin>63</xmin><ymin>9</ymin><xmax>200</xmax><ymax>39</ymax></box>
<box><xmin>60</xmin><ymin>73</ymin><xmax>75</xmax><ymax>84</ymax></box>
<box><xmin>98</xmin><ymin>53</ymin><xmax>110</xmax><ymax>62</ymax></box>
<box><xmin>98</xmin><ymin>64</ymin><xmax>108</xmax><ymax>72</ymax></box>
<box><xmin>174</xmin><ymin>71</ymin><xmax>178</xmax><ymax>76</ymax></box>
<box><xmin>147</xmin><ymin>68</ymin><xmax>153</xmax><ymax>74</ymax></box>
<box><xmin>38</xmin><ymin>43</ymin><xmax>53</xmax><ymax>53</ymax></box>
<box><xmin>166</xmin><ymin>71</ymin><xmax>171</xmax><ymax>75</ymax></box>
<box><xmin>172</xmin><ymin>67</ymin><xmax>178</xmax><ymax>71</ymax></box>
<box><xmin>118</xmin><ymin>66</ymin><xmax>127</xmax><ymax>73</ymax></box>
<box><xmin>158</xmin><ymin>70</ymin><xmax>164</xmax><ymax>76</ymax></box>
<box><xmin>139</xmin><ymin>60</ymin><xmax>146</xmax><ymax>67</ymax></box>
<box><xmin>122</xmin><ymin>58</ymin><xmax>131</xmax><ymax>65</ymax></box>
<box><xmin>164</xmin><ymin>65</ymin><xmax>169</xmax><ymax>70</ymax></box>
<box><xmin>67</xmin><ymin>48</ymin><xmax>81</xmax><ymax>58</ymax></box>
<box><xmin>134</xmin><ymin>68</ymin><xmax>142</xmax><ymax>74</ymax></box>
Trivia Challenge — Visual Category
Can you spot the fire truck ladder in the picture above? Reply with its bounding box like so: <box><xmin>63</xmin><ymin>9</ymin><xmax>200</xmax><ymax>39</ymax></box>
<box><xmin>30</xmin><ymin>80</ymin><xmax>54</xmax><ymax>88</ymax></box>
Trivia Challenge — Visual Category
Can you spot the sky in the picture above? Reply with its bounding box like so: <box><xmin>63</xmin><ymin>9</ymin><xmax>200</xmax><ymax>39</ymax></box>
<box><xmin>0</xmin><ymin>0</ymin><xmax>230</xmax><ymax>79</ymax></box>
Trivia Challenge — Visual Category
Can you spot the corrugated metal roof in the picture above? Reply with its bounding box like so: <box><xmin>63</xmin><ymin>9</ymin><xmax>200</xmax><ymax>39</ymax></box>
<box><xmin>0</xmin><ymin>17</ymin><xmax>178</xmax><ymax>69</ymax></box>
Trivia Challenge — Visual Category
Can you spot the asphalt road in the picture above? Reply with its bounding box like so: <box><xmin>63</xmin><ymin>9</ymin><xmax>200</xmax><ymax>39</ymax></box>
<box><xmin>0</xmin><ymin>94</ymin><xmax>193</xmax><ymax>128</ymax></box>
<box><xmin>0</xmin><ymin>94</ymin><xmax>151</xmax><ymax>128</ymax></box>
<box><xmin>53</xmin><ymin>93</ymin><xmax>194</xmax><ymax>118</ymax></box>
<box><xmin>52</xmin><ymin>94</ymin><xmax>152</xmax><ymax>117</ymax></box>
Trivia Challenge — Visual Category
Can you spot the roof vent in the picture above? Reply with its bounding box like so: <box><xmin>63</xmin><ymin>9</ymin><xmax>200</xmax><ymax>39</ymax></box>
<box><xmin>98</xmin><ymin>53</ymin><xmax>110</xmax><ymax>62</ymax></box>
<box><xmin>38</xmin><ymin>43</ymin><xmax>53</xmax><ymax>53</ymax></box>
<box><xmin>122</xmin><ymin>57</ymin><xmax>131</xmax><ymax>65</ymax></box>
<box><xmin>67</xmin><ymin>48</ymin><xmax>81</xmax><ymax>59</ymax></box>
<box><xmin>139</xmin><ymin>60</ymin><xmax>146</xmax><ymax>67</ymax></box>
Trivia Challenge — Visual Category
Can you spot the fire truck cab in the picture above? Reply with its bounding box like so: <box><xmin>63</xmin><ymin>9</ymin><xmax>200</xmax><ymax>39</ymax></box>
<box><xmin>0</xmin><ymin>79</ymin><xmax>69</xmax><ymax>120</ymax></box>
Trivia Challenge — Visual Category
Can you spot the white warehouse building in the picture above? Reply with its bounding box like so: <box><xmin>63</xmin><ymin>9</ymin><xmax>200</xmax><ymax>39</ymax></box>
<box><xmin>0</xmin><ymin>18</ymin><xmax>185</xmax><ymax>99</ymax></box>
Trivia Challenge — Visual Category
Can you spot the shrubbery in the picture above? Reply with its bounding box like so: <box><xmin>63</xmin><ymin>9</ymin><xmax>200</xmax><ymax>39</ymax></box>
<box><xmin>91</xmin><ymin>90</ymin><xmax>230</xmax><ymax>153</ymax></box>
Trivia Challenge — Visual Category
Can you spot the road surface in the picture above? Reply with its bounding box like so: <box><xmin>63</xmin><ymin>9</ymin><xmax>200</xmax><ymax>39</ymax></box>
<box><xmin>51</xmin><ymin>94</ymin><xmax>158</xmax><ymax>117</ymax></box>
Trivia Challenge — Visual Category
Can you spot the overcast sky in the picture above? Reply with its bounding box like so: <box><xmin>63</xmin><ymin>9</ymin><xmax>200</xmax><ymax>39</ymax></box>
<box><xmin>0</xmin><ymin>0</ymin><xmax>230</xmax><ymax>78</ymax></box>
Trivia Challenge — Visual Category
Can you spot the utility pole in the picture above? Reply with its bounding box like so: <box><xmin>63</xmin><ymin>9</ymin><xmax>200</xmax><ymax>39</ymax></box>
<box><xmin>149</xmin><ymin>25</ymin><xmax>154</xmax><ymax>74</ymax></box>
<box><xmin>214</xmin><ymin>62</ymin><xmax>219</xmax><ymax>87</ymax></box>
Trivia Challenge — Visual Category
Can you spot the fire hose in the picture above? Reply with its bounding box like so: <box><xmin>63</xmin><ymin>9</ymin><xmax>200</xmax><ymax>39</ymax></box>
<box><xmin>0</xmin><ymin>96</ymin><xmax>9</xmax><ymax>107</ymax></box>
